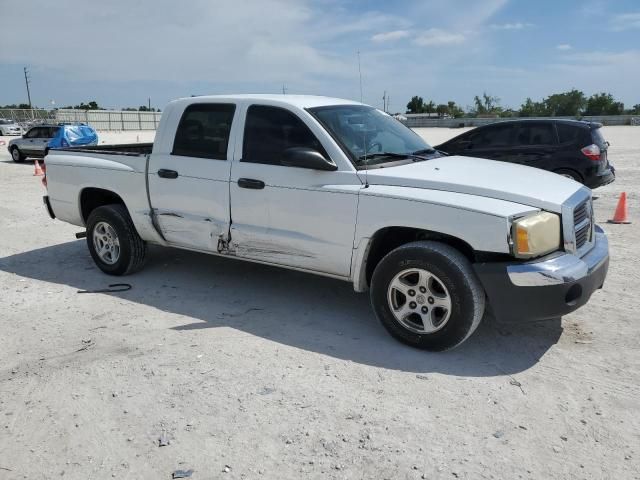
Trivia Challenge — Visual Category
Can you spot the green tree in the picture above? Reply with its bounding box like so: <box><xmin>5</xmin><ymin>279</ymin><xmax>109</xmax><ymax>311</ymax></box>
<box><xmin>447</xmin><ymin>101</ymin><xmax>465</xmax><ymax>118</ymax></box>
<box><xmin>519</xmin><ymin>97</ymin><xmax>548</xmax><ymax>117</ymax></box>
<box><xmin>436</xmin><ymin>104</ymin><xmax>448</xmax><ymax>117</ymax></box>
<box><xmin>422</xmin><ymin>100</ymin><xmax>435</xmax><ymax>114</ymax></box>
<box><xmin>544</xmin><ymin>89</ymin><xmax>586</xmax><ymax>116</ymax></box>
<box><xmin>406</xmin><ymin>96</ymin><xmax>425</xmax><ymax>114</ymax></box>
<box><xmin>584</xmin><ymin>93</ymin><xmax>624</xmax><ymax>115</ymax></box>
<box><xmin>472</xmin><ymin>92</ymin><xmax>501</xmax><ymax>116</ymax></box>
<box><xmin>630</xmin><ymin>104</ymin><xmax>640</xmax><ymax>115</ymax></box>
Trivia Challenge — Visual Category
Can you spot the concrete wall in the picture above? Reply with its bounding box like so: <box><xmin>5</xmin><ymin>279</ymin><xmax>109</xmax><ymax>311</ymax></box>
<box><xmin>404</xmin><ymin>114</ymin><xmax>640</xmax><ymax>128</ymax></box>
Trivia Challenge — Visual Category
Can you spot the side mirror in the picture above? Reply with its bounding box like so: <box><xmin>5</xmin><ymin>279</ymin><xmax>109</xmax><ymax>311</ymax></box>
<box><xmin>282</xmin><ymin>147</ymin><xmax>337</xmax><ymax>171</ymax></box>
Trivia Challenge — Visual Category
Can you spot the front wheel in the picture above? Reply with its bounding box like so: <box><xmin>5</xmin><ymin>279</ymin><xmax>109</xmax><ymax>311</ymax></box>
<box><xmin>11</xmin><ymin>147</ymin><xmax>25</xmax><ymax>163</ymax></box>
<box><xmin>86</xmin><ymin>204</ymin><xmax>146</xmax><ymax>275</ymax></box>
<box><xmin>370</xmin><ymin>241</ymin><xmax>485</xmax><ymax>351</ymax></box>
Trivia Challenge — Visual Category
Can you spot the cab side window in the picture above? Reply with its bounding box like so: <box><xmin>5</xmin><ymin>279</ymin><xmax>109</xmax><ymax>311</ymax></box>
<box><xmin>172</xmin><ymin>103</ymin><xmax>236</xmax><ymax>160</ymax></box>
<box><xmin>242</xmin><ymin>105</ymin><xmax>327</xmax><ymax>165</ymax></box>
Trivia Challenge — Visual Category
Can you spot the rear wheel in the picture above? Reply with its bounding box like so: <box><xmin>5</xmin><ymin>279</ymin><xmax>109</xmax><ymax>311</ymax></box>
<box><xmin>11</xmin><ymin>147</ymin><xmax>24</xmax><ymax>163</ymax></box>
<box><xmin>370</xmin><ymin>241</ymin><xmax>485</xmax><ymax>351</ymax></box>
<box><xmin>555</xmin><ymin>168</ymin><xmax>583</xmax><ymax>183</ymax></box>
<box><xmin>86</xmin><ymin>204</ymin><xmax>146</xmax><ymax>275</ymax></box>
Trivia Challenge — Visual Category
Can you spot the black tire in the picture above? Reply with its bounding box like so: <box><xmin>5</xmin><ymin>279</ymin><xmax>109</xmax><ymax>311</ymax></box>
<box><xmin>11</xmin><ymin>147</ymin><xmax>25</xmax><ymax>163</ymax></box>
<box><xmin>370</xmin><ymin>241</ymin><xmax>485</xmax><ymax>351</ymax></box>
<box><xmin>86</xmin><ymin>204</ymin><xmax>146</xmax><ymax>275</ymax></box>
<box><xmin>554</xmin><ymin>168</ymin><xmax>583</xmax><ymax>184</ymax></box>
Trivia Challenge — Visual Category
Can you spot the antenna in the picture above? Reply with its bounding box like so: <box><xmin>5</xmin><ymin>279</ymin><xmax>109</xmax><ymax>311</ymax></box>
<box><xmin>357</xmin><ymin>51</ymin><xmax>363</xmax><ymax>103</ymax></box>
<box><xmin>357</xmin><ymin>51</ymin><xmax>369</xmax><ymax>188</ymax></box>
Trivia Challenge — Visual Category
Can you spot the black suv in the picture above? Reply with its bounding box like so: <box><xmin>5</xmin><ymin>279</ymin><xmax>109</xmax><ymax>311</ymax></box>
<box><xmin>435</xmin><ymin>119</ymin><xmax>615</xmax><ymax>188</ymax></box>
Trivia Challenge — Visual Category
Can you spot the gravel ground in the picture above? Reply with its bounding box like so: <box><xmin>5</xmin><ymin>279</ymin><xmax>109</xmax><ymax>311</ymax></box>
<box><xmin>0</xmin><ymin>127</ymin><xmax>638</xmax><ymax>480</ymax></box>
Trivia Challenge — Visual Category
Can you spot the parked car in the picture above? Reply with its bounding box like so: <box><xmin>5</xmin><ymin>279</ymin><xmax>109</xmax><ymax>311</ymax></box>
<box><xmin>8</xmin><ymin>123</ymin><xmax>98</xmax><ymax>162</ymax></box>
<box><xmin>435</xmin><ymin>119</ymin><xmax>615</xmax><ymax>188</ymax></box>
<box><xmin>0</xmin><ymin>119</ymin><xmax>22</xmax><ymax>136</ymax></box>
<box><xmin>42</xmin><ymin>95</ymin><xmax>609</xmax><ymax>351</ymax></box>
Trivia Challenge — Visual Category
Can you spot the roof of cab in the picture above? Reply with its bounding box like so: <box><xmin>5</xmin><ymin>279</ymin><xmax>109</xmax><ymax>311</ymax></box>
<box><xmin>170</xmin><ymin>94</ymin><xmax>363</xmax><ymax>109</ymax></box>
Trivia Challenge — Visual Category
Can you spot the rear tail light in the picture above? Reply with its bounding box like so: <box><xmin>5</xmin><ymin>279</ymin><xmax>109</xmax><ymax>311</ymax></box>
<box><xmin>41</xmin><ymin>162</ymin><xmax>47</xmax><ymax>187</ymax></box>
<box><xmin>581</xmin><ymin>144</ymin><xmax>601</xmax><ymax>161</ymax></box>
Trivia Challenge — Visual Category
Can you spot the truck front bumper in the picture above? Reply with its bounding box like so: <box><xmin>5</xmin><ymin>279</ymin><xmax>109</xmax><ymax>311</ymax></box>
<box><xmin>473</xmin><ymin>225</ymin><xmax>609</xmax><ymax>322</ymax></box>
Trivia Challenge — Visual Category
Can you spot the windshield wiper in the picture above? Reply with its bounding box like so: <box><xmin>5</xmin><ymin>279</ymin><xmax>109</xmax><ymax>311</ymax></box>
<box><xmin>357</xmin><ymin>151</ymin><xmax>431</xmax><ymax>164</ymax></box>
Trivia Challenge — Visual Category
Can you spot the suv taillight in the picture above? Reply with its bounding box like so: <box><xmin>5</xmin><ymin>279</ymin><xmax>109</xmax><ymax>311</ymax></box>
<box><xmin>41</xmin><ymin>162</ymin><xmax>47</xmax><ymax>187</ymax></box>
<box><xmin>581</xmin><ymin>144</ymin><xmax>601</xmax><ymax>161</ymax></box>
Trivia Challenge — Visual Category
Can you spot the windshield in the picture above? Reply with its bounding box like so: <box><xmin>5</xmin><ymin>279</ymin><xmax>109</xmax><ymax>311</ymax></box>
<box><xmin>0</xmin><ymin>119</ymin><xmax>14</xmax><ymax>125</ymax></box>
<box><xmin>308</xmin><ymin>105</ymin><xmax>434</xmax><ymax>167</ymax></box>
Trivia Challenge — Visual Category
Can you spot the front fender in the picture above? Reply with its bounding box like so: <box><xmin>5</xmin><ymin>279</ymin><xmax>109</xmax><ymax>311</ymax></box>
<box><xmin>351</xmin><ymin>186</ymin><xmax>539</xmax><ymax>291</ymax></box>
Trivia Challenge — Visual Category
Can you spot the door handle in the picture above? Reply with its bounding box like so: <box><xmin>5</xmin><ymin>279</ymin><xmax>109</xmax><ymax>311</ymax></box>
<box><xmin>238</xmin><ymin>178</ymin><xmax>265</xmax><ymax>189</ymax></box>
<box><xmin>158</xmin><ymin>169</ymin><xmax>179</xmax><ymax>179</ymax></box>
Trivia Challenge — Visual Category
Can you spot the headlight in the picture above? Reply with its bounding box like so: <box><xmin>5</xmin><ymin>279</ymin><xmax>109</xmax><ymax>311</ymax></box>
<box><xmin>512</xmin><ymin>211</ymin><xmax>561</xmax><ymax>259</ymax></box>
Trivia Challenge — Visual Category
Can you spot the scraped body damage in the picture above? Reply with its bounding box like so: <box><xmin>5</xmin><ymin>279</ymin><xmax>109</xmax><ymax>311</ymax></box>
<box><xmin>155</xmin><ymin>209</ymin><xmax>227</xmax><ymax>252</ymax></box>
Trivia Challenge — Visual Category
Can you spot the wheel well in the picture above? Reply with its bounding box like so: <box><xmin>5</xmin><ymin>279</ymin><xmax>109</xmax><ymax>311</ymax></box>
<box><xmin>80</xmin><ymin>188</ymin><xmax>126</xmax><ymax>223</ymax></box>
<box><xmin>364</xmin><ymin>227</ymin><xmax>476</xmax><ymax>287</ymax></box>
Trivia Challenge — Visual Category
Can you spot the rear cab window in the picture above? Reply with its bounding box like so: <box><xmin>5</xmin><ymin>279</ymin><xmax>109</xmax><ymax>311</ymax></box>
<box><xmin>242</xmin><ymin>105</ymin><xmax>328</xmax><ymax>166</ymax></box>
<box><xmin>172</xmin><ymin>103</ymin><xmax>236</xmax><ymax>160</ymax></box>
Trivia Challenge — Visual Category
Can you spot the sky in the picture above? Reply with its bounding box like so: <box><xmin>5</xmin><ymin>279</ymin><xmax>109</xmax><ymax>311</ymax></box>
<box><xmin>0</xmin><ymin>0</ymin><xmax>639</xmax><ymax>112</ymax></box>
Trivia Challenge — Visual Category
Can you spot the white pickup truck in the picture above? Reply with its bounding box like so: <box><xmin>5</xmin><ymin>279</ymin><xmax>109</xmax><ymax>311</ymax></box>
<box><xmin>42</xmin><ymin>95</ymin><xmax>609</xmax><ymax>350</ymax></box>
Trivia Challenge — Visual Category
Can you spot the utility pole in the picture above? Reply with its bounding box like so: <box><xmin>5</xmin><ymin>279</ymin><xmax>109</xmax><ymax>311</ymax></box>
<box><xmin>148</xmin><ymin>97</ymin><xmax>151</xmax><ymax>111</ymax></box>
<box><xmin>383</xmin><ymin>91</ymin><xmax>387</xmax><ymax>112</ymax></box>
<box><xmin>282</xmin><ymin>84</ymin><xmax>287</xmax><ymax>95</ymax></box>
<box><xmin>23</xmin><ymin>67</ymin><xmax>32</xmax><ymax>108</ymax></box>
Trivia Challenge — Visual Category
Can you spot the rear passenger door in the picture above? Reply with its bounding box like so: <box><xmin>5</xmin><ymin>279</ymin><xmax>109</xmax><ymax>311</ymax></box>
<box><xmin>228</xmin><ymin>104</ymin><xmax>359</xmax><ymax>277</ymax></box>
<box><xmin>461</xmin><ymin>124</ymin><xmax>515</xmax><ymax>161</ymax></box>
<box><xmin>510</xmin><ymin>122</ymin><xmax>558</xmax><ymax>168</ymax></box>
<box><xmin>147</xmin><ymin>102</ymin><xmax>237</xmax><ymax>251</ymax></box>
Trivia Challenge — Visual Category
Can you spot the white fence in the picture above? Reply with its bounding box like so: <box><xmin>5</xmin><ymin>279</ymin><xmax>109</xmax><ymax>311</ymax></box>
<box><xmin>55</xmin><ymin>109</ymin><xmax>161</xmax><ymax>130</ymax></box>
<box><xmin>0</xmin><ymin>108</ymin><xmax>162</xmax><ymax>131</ymax></box>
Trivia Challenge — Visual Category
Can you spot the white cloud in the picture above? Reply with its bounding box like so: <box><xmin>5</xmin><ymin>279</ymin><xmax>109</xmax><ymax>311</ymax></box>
<box><xmin>414</xmin><ymin>29</ymin><xmax>465</xmax><ymax>47</ymax></box>
<box><xmin>610</xmin><ymin>12</ymin><xmax>640</xmax><ymax>31</ymax></box>
<box><xmin>556</xmin><ymin>44</ymin><xmax>573</xmax><ymax>51</ymax></box>
<box><xmin>490</xmin><ymin>22</ymin><xmax>533</xmax><ymax>30</ymax></box>
<box><xmin>371</xmin><ymin>30</ymin><xmax>411</xmax><ymax>43</ymax></box>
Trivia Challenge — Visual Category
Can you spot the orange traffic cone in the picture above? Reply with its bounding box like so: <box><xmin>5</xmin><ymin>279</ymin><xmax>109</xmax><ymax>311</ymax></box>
<box><xmin>33</xmin><ymin>160</ymin><xmax>44</xmax><ymax>176</ymax></box>
<box><xmin>608</xmin><ymin>192</ymin><xmax>631</xmax><ymax>224</ymax></box>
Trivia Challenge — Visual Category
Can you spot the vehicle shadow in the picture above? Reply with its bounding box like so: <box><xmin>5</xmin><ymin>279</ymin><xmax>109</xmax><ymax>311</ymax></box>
<box><xmin>0</xmin><ymin>241</ymin><xmax>563</xmax><ymax>377</ymax></box>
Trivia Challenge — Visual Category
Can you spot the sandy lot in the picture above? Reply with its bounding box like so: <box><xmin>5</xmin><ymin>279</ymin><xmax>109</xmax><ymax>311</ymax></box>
<box><xmin>0</xmin><ymin>127</ymin><xmax>638</xmax><ymax>480</ymax></box>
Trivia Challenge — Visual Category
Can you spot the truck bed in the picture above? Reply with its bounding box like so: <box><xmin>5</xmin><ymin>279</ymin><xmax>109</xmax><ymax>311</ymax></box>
<box><xmin>53</xmin><ymin>142</ymin><xmax>153</xmax><ymax>156</ymax></box>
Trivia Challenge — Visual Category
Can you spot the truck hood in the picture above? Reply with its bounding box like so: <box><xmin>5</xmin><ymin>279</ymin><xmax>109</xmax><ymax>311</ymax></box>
<box><xmin>361</xmin><ymin>155</ymin><xmax>582</xmax><ymax>213</ymax></box>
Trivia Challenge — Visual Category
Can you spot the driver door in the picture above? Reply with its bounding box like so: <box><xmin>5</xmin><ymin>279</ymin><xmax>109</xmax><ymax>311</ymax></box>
<box><xmin>229</xmin><ymin>104</ymin><xmax>359</xmax><ymax>277</ymax></box>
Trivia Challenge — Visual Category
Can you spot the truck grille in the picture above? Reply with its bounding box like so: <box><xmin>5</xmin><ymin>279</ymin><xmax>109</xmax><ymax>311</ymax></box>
<box><xmin>573</xmin><ymin>199</ymin><xmax>592</xmax><ymax>250</ymax></box>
